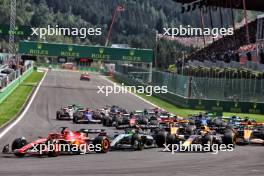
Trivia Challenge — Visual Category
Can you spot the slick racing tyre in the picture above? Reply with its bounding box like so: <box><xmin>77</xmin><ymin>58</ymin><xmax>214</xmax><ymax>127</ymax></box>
<box><xmin>56</xmin><ymin>111</ymin><xmax>62</xmax><ymax>120</ymax></box>
<box><xmin>131</xmin><ymin>134</ymin><xmax>144</xmax><ymax>151</ymax></box>
<box><xmin>260</xmin><ymin>129</ymin><xmax>264</xmax><ymax>140</ymax></box>
<box><xmin>102</xmin><ymin>115</ymin><xmax>110</xmax><ymax>126</ymax></box>
<box><xmin>12</xmin><ymin>137</ymin><xmax>28</xmax><ymax>157</ymax></box>
<box><xmin>115</xmin><ymin>118</ymin><xmax>123</xmax><ymax>128</ymax></box>
<box><xmin>73</xmin><ymin>112</ymin><xmax>82</xmax><ymax>124</ymax></box>
<box><xmin>102</xmin><ymin>117</ymin><xmax>107</xmax><ymax>126</ymax></box>
<box><xmin>93</xmin><ymin>136</ymin><xmax>110</xmax><ymax>153</ymax></box>
<box><xmin>166</xmin><ymin>134</ymin><xmax>179</xmax><ymax>145</ymax></box>
<box><xmin>73</xmin><ymin>115</ymin><xmax>79</xmax><ymax>124</ymax></box>
<box><xmin>155</xmin><ymin>131</ymin><xmax>167</xmax><ymax>148</ymax></box>
<box><xmin>105</xmin><ymin>116</ymin><xmax>113</xmax><ymax>127</ymax></box>
<box><xmin>47</xmin><ymin>139</ymin><xmax>60</xmax><ymax>157</ymax></box>
<box><xmin>222</xmin><ymin>130</ymin><xmax>236</xmax><ymax>147</ymax></box>
<box><xmin>201</xmin><ymin>134</ymin><xmax>214</xmax><ymax>152</ymax></box>
<box><xmin>123</xmin><ymin>116</ymin><xmax>130</xmax><ymax>124</ymax></box>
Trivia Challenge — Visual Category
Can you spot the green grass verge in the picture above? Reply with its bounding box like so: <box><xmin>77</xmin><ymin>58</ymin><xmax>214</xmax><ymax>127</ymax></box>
<box><xmin>108</xmin><ymin>77</ymin><xmax>264</xmax><ymax>122</ymax></box>
<box><xmin>0</xmin><ymin>71</ymin><xmax>44</xmax><ymax>126</ymax></box>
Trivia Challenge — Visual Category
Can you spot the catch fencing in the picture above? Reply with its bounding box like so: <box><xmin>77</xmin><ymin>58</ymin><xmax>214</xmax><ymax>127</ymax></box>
<box><xmin>0</xmin><ymin>64</ymin><xmax>32</xmax><ymax>91</ymax></box>
<box><xmin>115</xmin><ymin>65</ymin><xmax>264</xmax><ymax>103</ymax></box>
<box><xmin>0</xmin><ymin>65</ymin><xmax>33</xmax><ymax>104</ymax></box>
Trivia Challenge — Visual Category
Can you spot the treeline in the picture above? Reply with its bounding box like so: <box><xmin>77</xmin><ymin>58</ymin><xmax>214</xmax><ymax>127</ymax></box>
<box><xmin>0</xmin><ymin>0</ymin><xmax>256</xmax><ymax>69</ymax></box>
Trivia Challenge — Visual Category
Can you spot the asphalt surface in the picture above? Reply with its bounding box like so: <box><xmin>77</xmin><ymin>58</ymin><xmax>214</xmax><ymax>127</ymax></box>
<box><xmin>0</xmin><ymin>70</ymin><xmax>263</xmax><ymax>176</ymax></box>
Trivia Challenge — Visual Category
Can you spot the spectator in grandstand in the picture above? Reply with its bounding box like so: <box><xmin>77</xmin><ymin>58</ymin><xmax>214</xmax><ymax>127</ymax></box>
<box><xmin>186</xmin><ymin>19</ymin><xmax>257</xmax><ymax>64</ymax></box>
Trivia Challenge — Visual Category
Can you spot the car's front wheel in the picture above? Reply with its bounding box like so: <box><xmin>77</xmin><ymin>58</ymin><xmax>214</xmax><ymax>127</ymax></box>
<box><xmin>47</xmin><ymin>139</ymin><xmax>60</xmax><ymax>157</ymax></box>
<box><xmin>12</xmin><ymin>137</ymin><xmax>28</xmax><ymax>157</ymax></box>
<box><xmin>131</xmin><ymin>134</ymin><xmax>144</xmax><ymax>151</ymax></box>
<box><xmin>93</xmin><ymin>136</ymin><xmax>110</xmax><ymax>153</ymax></box>
<box><xmin>56</xmin><ymin>111</ymin><xmax>62</xmax><ymax>120</ymax></box>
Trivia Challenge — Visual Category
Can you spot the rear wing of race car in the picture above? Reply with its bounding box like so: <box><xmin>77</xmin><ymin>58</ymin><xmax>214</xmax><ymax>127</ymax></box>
<box><xmin>240</xmin><ymin>122</ymin><xmax>264</xmax><ymax>126</ymax></box>
<box><xmin>116</xmin><ymin>124</ymin><xmax>134</xmax><ymax>130</ymax></box>
<box><xmin>117</xmin><ymin>124</ymin><xmax>172</xmax><ymax>131</ymax></box>
<box><xmin>79</xmin><ymin>129</ymin><xmax>106</xmax><ymax>135</ymax></box>
<box><xmin>116</xmin><ymin>124</ymin><xmax>160</xmax><ymax>130</ymax></box>
<box><xmin>138</xmin><ymin>124</ymin><xmax>161</xmax><ymax>130</ymax></box>
<box><xmin>210</xmin><ymin>126</ymin><xmax>230</xmax><ymax>133</ymax></box>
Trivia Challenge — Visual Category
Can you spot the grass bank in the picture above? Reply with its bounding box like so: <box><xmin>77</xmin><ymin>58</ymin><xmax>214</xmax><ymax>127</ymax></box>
<box><xmin>0</xmin><ymin>71</ymin><xmax>44</xmax><ymax>126</ymax></box>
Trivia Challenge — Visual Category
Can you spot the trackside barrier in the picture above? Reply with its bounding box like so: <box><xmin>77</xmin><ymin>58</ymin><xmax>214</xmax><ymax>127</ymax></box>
<box><xmin>113</xmin><ymin>72</ymin><xmax>264</xmax><ymax>114</ymax></box>
<box><xmin>0</xmin><ymin>67</ymin><xmax>33</xmax><ymax>104</ymax></box>
<box><xmin>35</xmin><ymin>63</ymin><xmax>100</xmax><ymax>72</ymax></box>
<box><xmin>78</xmin><ymin>67</ymin><xmax>100</xmax><ymax>72</ymax></box>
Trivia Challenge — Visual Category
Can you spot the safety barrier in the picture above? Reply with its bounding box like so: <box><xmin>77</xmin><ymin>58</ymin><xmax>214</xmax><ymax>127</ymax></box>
<box><xmin>113</xmin><ymin>72</ymin><xmax>264</xmax><ymax>114</ymax></box>
<box><xmin>115</xmin><ymin>65</ymin><xmax>264</xmax><ymax>102</ymax></box>
<box><xmin>0</xmin><ymin>66</ymin><xmax>33</xmax><ymax>104</ymax></box>
<box><xmin>35</xmin><ymin>63</ymin><xmax>101</xmax><ymax>72</ymax></box>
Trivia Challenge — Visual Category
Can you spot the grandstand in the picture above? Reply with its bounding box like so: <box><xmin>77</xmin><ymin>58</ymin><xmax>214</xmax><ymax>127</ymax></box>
<box><xmin>171</xmin><ymin>0</ymin><xmax>264</xmax><ymax>100</ymax></box>
<box><xmin>116</xmin><ymin>0</ymin><xmax>264</xmax><ymax>106</ymax></box>
<box><xmin>186</xmin><ymin>19</ymin><xmax>258</xmax><ymax>63</ymax></box>
<box><xmin>173</xmin><ymin>0</ymin><xmax>264</xmax><ymax>11</ymax></box>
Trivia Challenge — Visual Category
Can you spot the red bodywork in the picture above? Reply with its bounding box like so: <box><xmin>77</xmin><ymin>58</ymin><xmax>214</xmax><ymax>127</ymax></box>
<box><xmin>80</xmin><ymin>74</ymin><xmax>91</xmax><ymax>81</ymax></box>
<box><xmin>12</xmin><ymin>129</ymin><xmax>101</xmax><ymax>156</ymax></box>
<box><xmin>15</xmin><ymin>138</ymin><xmax>48</xmax><ymax>155</ymax></box>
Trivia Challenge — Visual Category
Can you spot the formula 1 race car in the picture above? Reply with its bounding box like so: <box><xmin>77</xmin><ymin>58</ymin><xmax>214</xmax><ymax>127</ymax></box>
<box><xmin>2</xmin><ymin>127</ymin><xmax>110</xmax><ymax>157</ymax></box>
<box><xmin>56</xmin><ymin>104</ymin><xmax>84</xmax><ymax>120</ymax></box>
<box><xmin>131</xmin><ymin>108</ymin><xmax>177</xmax><ymax>126</ymax></box>
<box><xmin>73</xmin><ymin>109</ymin><xmax>102</xmax><ymax>124</ymax></box>
<box><xmin>164</xmin><ymin>124</ymin><xmax>236</xmax><ymax>150</ymax></box>
<box><xmin>115</xmin><ymin>114</ymin><xmax>136</xmax><ymax>129</ymax></box>
<box><xmin>101</xmin><ymin>105</ymin><xmax>128</xmax><ymax>127</ymax></box>
<box><xmin>235</xmin><ymin>122</ymin><xmax>264</xmax><ymax>145</ymax></box>
<box><xmin>110</xmin><ymin>129</ymin><xmax>156</xmax><ymax>150</ymax></box>
<box><xmin>80</xmin><ymin>72</ymin><xmax>91</xmax><ymax>81</ymax></box>
<box><xmin>223</xmin><ymin>116</ymin><xmax>243</xmax><ymax>127</ymax></box>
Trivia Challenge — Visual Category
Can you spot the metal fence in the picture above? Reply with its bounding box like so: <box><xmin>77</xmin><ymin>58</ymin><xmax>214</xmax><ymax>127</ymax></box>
<box><xmin>115</xmin><ymin>65</ymin><xmax>264</xmax><ymax>103</ymax></box>
<box><xmin>0</xmin><ymin>64</ymin><xmax>32</xmax><ymax>90</ymax></box>
<box><xmin>192</xmin><ymin>76</ymin><xmax>264</xmax><ymax>102</ymax></box>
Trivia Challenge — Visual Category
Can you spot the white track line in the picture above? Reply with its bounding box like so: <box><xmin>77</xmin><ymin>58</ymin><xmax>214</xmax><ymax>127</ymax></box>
<box><xmin>0</xmin><ymin>71</ymin><xmax>47</xmax><ymax>139</ymax></box>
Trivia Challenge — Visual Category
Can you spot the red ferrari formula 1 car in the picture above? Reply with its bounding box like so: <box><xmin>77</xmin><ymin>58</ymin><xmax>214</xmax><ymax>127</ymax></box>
<box><xmin>80</xmin><ymin>72</ymin><xmax>91</xmax><ymax>81</ymax></box>
<box><xmin>2</xmin><ymin>127</ymin><xmax>110</xmax><ymax>157</ymax></box>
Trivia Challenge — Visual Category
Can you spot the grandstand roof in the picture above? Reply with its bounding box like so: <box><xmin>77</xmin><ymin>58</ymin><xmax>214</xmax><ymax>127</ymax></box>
<box><xmin>173</xmin><ymin>0</ymin><xmax>264</xmax><ymax>12</ymax></box>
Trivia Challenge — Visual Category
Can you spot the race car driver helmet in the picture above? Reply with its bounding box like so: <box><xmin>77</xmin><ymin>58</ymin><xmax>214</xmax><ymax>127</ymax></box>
<box><xmin>200</xmin><ymin>125</ymin><xmax>209</xmax><ymax>132</ymax></box>
<box><xmin>61</xmin><ymin>127</ymin><xmax>69</xmax><ymax>134</ymax></box>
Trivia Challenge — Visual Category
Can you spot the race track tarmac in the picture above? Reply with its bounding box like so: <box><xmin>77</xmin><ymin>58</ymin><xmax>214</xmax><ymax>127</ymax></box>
<box><xmin>0</xmin><ymin>70</ymin><xmax>263</xmax><ymax>176</ymax></box>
